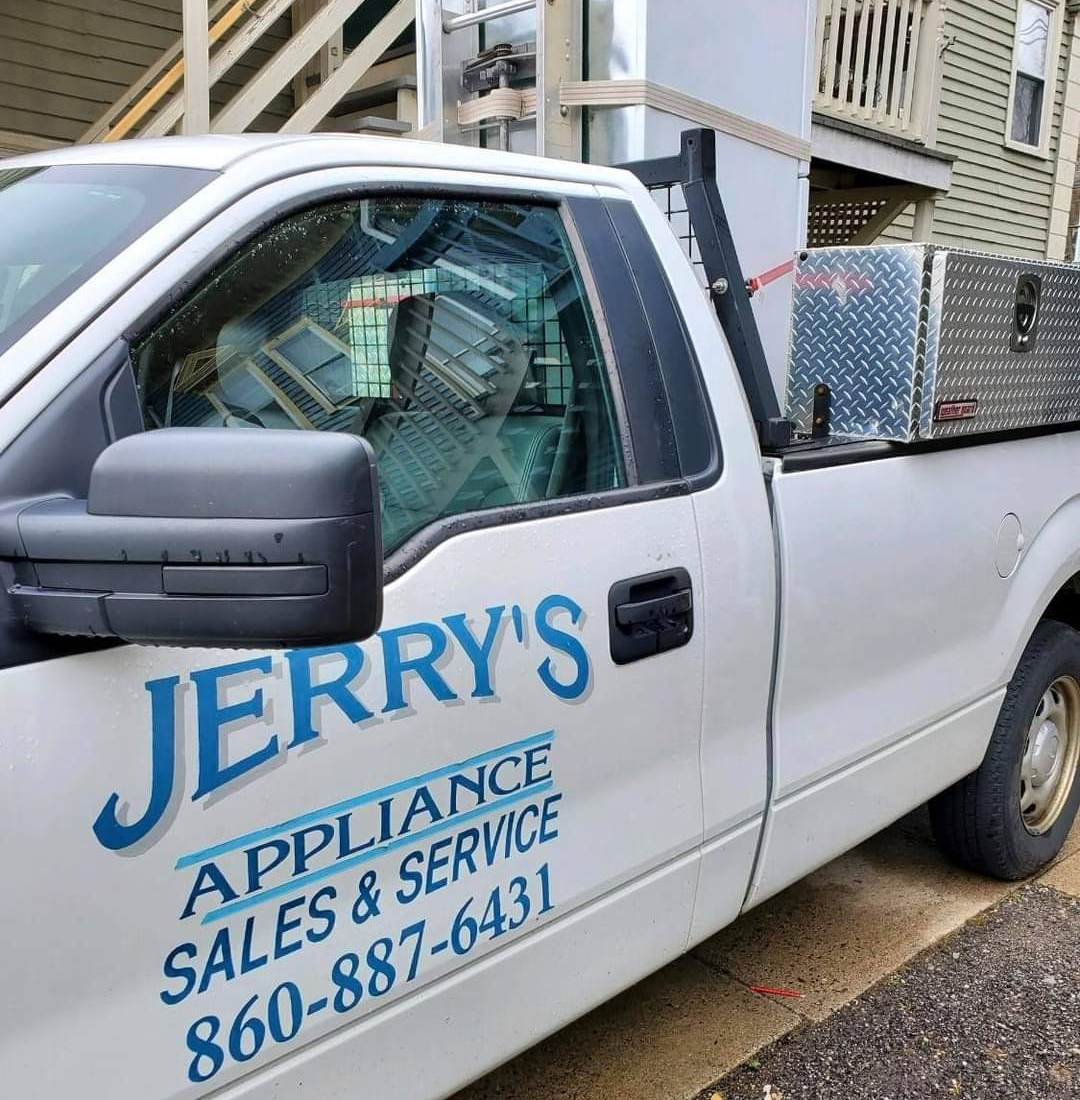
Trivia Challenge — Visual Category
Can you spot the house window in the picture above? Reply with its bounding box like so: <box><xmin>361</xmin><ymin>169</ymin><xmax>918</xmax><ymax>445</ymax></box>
<box><xmin>1008</xmin><ymin>0</ymin><xmax>1057</xmax><ymax>151</ymax></box>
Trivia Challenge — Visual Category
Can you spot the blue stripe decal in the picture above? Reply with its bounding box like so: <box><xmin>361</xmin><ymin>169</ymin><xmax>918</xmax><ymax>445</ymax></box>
<box><xmin>175</xmin><ymin>730</ymin><xmax>555</xmax><ymax>870</ymax></box>
<box><xmin>200</xmin><ymin>780</ymin><xmax>555</xmax><ymax>925</ymax></box>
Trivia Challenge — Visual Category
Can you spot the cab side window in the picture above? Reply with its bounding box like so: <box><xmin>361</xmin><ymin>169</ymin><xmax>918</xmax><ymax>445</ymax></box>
<box><xmin>133</xmin><ymin>197</ymin><xmax>625</xmax><ymax>555</ymax></box>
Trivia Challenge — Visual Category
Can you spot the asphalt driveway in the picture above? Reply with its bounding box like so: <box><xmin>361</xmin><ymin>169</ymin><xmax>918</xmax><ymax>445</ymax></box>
<box><xmin>456</xmin><ymin>812</ymin><xmax>1080</xmax><ymax>1100</ymax></box>
<box><xmin>710</xmin><ymin>882</ymin><xmax>1080</xmax><ymax>1100</ymax></box>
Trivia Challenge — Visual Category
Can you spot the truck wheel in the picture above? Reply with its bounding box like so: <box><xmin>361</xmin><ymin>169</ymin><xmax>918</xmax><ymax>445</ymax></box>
<box><xmin>930</xmin><ymin>619</ymin><xmax>1080</xmax><ymax>880</ymax></box>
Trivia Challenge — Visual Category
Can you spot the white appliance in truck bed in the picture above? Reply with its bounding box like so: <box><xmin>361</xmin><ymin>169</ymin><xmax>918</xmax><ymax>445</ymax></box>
<box><xmin>416</xmin><ymin>0</ymin><xmax>815</xmax><ymax>391</ymax></box>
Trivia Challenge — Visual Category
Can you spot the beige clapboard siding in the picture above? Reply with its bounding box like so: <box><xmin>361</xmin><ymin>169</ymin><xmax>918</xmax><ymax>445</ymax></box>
<box><xmin>881</xmin><ymin>0</ymin><xmax>1072</xmax><ymax>256</ymax></box>
<box><xmin>0</xmin><ymin>0</ymin><xmax>294</xmax><ymax>143</ymax></box>
<box><xmin>931</xmin><ymin>0</ymin><xmax>1069</xmax><ymax>256</ymax></box>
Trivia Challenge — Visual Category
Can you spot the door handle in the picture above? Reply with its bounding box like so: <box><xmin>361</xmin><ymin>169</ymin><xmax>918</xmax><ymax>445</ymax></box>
<box><xmin>615</xmin><ymin>589</ymin><xmax>692</xmax><ymax>627</ymax></box>
<box><xmin>608</xmin><ymin>568</ymin><xmax>694</xmax><ymax>665</ymax></box>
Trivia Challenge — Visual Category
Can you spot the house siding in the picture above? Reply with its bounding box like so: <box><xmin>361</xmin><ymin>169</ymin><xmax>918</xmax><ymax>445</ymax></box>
<box><xmin>882</xmin><ymin>0</ymin><xmax>1073</xmax><ymax>257</ymax></box>
<box><xmin>0</xmin><ymin>0</ymin><xmax>293</xmax><ymax>144</ymax></box>
<box><xmin>1069</xmin><ymin>155</ymin><xmax>1080</xmax><ymax>259</ymax></box>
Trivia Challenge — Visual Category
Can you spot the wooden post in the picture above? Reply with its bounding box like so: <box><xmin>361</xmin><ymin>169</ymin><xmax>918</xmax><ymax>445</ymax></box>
<box><xmin>183</xmin><ymin>0</ymin><xmax>212</xmax><ymax>134</ymax></box>
<box><xmin>144</xmin><ymin>0</ymin><xmax>298</xmax><ymax>139</ymax></box>
<box><xmin>912</xmin><ymin>195</ymin><xmax>936</xmax><ymax>240</ymax></box>
<box><xmin>908</xmin><ymin>0</ymin><xmax>943</xmax><ymax>143</ymax></box>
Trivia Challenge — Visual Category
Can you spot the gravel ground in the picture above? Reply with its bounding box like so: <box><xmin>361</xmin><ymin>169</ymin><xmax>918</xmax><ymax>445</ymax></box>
<box><xmin>704</xmin><ymin>884</ymin><xmax>1080</xmax><ymax>1100</ymax></box>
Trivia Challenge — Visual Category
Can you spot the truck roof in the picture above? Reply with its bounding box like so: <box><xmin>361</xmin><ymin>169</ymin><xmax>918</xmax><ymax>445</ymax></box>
<box><xmin>3</xmin><ymin>133</ymin><xmax>638</xmax><ymax>191</ymax></box>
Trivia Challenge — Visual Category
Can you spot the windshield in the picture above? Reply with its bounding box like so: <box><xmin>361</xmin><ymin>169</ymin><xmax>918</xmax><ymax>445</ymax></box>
<box><xmin>0</xmin><ymin>163</ymin><xmax>213</xmax><ymax>358</ymax></box>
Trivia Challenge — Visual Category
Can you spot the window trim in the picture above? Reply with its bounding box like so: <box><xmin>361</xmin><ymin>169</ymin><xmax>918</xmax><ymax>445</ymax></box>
<box><xmin>563</xmin><ymin>196</ymin><xmax>681</xmax><ymax>486</ymax></box>
<box><xmin>1004</xmin><ymin>0</ymin><xmax>1064</xmax><ymax>159</ymax></box>
<box><xmin>561</xmin><ymin>197</ymin><xmax>643</xmax><ymax>485</ymax></box>
<box><xmin>122</xmin><ymin>181</ymin><xmax>686</xmax><ymax>580</ymax></box>
<box><xmin>598</xmin><ymin>198</ymin><xmax>723</xmax><ymax>490</ymax></box>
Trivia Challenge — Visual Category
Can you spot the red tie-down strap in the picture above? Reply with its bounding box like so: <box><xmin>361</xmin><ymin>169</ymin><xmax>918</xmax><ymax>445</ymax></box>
<box><xmin>340</xmin><ymin>292</ymin><xmax>411</xmax><ymax>310</ymax></box>
<box><xmin>746</xmin><ymin>258</ymin><xmax>796</xmax><ymax>296</ymax></box>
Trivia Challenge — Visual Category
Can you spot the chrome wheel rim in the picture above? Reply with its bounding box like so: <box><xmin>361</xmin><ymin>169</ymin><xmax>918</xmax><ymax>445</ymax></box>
<box><xmin>1020</xmin><ymin>675</ymin><xmax>1080</xmax><ymax>835</ymax></box>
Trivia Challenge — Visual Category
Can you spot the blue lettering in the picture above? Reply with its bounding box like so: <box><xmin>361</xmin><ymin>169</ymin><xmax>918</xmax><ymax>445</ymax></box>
<box><xmin>160</xmin><ymin>942</ymin><xmax>198</xmax><ymax>1006</ymax></box>
<box><xmin>181</xmin><ymin>862</ymin><xmax>239</xmax><ymax>921</ymax></box>
<box><xmin>380</xmin><ymin>623</ymin><xmax>458</xmax><ymax>713</ymax></box>
<box><xmin>488</xmin><ymin>754</ymin><xmax>522</xmax><ymax>796</ymax></box>
<box><xmin>94</xmin><ymin>603</ymin><xmax>580</xmax><ymax>857</ymax></box>
<box><xmin>245</xmin><ymin>838</ymin><xmax>290</xmax><ymax>894</ymax></box>
<box><xmin>539</xmin><ymin>792</ymin><xmax>562</xmax><ymax>843</ymax></box>
<box><xmin>191</xmin><ymin>658</ymin><xmax>279</xmax><ymax>801</ymax></box>
<box><xmin>482</xmin><ymin>814</ymin><xmax>510</xmax><ymax>864</ymax></box>
<box><xmin>534</xmin><ymin>595</ymin><xmax>590</xmax><ymax>700</ymax></box>
<box><xmin>443</xmin><ymin>606</ymin><xmax>504</xmax><ymax>698</ymax></box>
<box><xmin>452</xmin><ymin>828</ymin><xmax>480</xmax><ymax>882</ymax></box>
<box><xmin>239</xmin><ymin>915</ymin><xmax>268</xmax><ymax>976</ymax></box>
<box><xmin>447</xmin><ymin>768</ymin><xmax>487</xmax><ymax>815</ymax></box>
<box><xmin>336</xmin><ymin>812</ymin><xmax>376</xmax><ymax>859</ymax></box>
<box><xmin>274</xmin><ymin>896</ymin><xmax>306</xmax><ymax>959</ymax></box>
<box><xmin>292</xmin><ymin>823</ymin><xmax>335</xmax><ymax>876</ymax></box>
<box><xmin>513</xmin><ymin>804</ymin><xmax>540</xmax><ymax>852</ymax></box>
<box><xmin>93</xmin><ymin>675</ymin><xmax>181</xmax><ymax>851</ymax></box>
<box><xmin>376</xmin><ymin>797</ymin><xmax>394</xmax><ymax>843</ymax></box>
<box><xmin>524</xmin><ymin>744</ymin><xmax>552</xmax><ymax>787</ymax></box>
<box><xmin>395</xmin><ymin>851</ymin><xmax>425</xmax><ymax>904</ymax></box>
<box><xmin>424</xmin><ymin>836</ymin><xmax>453</xmax><ymax>895</ymax></box>
<box><xmin>399</xmin><ymin>785</ymin><xmax>443</xmax><ymax>835</ymax></box>
<box><xmin>198</xmin><ymin>927</ymin><xmax>236</xmax><ymax>993</ymax></box>
<box><xmin>285</xmin><ymin>645</ymin><xmax>372</xmax><ymax>747</ymax></box>
<box><xmin>307</xmin><ymin>886</ymin><xmax>337</xmax><ymax>943</ymax></box>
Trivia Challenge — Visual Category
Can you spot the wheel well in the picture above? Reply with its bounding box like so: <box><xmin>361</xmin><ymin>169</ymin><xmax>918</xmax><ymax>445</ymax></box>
<box><xmin>1044</xmin><ymin>574</ymin><xmax>1080</xmax><ymax>632</ymax></box>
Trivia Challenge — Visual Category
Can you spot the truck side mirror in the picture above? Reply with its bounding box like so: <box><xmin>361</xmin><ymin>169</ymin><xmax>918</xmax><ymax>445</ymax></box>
<box><xmin>0</xmin><ymin>429</ymin><xmax>382</xmax><ymax>648</ymax></box>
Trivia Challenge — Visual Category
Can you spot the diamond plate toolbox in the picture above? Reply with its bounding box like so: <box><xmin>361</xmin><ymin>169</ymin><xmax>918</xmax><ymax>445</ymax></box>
<box><xmin>785</xmin><ymin>243</ymin><xmax>1080</xmax><ymax>442</ymax></box>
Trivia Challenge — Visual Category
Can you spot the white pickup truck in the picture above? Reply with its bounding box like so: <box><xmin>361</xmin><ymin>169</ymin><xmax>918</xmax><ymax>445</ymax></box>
<box><xmin>2</xmin><ymin>131</ymin><xmax>1080</xmax><ymax>1100</ymax></box>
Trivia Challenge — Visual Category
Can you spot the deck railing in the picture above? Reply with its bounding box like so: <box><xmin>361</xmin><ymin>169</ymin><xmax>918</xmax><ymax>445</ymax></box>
<box><xmin>813</xmin><ymin>0</ymin><xmax>942</xmax><ymax>141</ymax></box>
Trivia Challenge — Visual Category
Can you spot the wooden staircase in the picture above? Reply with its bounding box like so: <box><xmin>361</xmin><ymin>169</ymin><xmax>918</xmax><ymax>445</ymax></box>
<box><xmin>80</xmin><ymin>1</ymin><xmax>590</xmax><ymax>155</ymax></box>
<box><xmin>81</xmin><ymin>0</ymin><xmax>417</xmax><ymax>143</ymax></box>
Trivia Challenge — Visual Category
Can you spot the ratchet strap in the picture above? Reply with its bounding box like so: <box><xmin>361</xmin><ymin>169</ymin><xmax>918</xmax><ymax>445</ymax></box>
<box><xmin>458</xmin><ymin>88</ymin><xmax>538</xmax><ymax>128</ymax></box>
<box><xmin>747</xmin><ymin>259</ymin><xmax>796</xmax><ymax>296</ymax></box>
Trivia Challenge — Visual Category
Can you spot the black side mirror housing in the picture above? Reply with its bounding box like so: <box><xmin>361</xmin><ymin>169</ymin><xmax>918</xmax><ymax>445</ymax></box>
<box><xmin>0</xmin><ymin>429</ymin><xmax>382</xmax><ymax>648</ymax></box>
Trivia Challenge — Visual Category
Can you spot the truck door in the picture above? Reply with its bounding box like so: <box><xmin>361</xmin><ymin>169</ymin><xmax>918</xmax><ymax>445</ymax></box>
<box><xmin>0</xmin><ymin>181</ymin><xmax>707</xmax><ymax>1099</ymax></box>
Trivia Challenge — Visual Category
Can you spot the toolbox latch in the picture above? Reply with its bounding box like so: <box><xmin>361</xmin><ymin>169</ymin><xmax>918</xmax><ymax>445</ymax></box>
<box><xmin>1012</xmin><ymin>274</ymin><xmax>1042</xmax><ymax>353</ymax></box>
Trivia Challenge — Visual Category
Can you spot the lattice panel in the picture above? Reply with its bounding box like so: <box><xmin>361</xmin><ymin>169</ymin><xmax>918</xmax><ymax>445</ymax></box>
<box><xmin>808</xmin><ymin>198</ymin><xmax>891</xmax><ymax>248</ymax></box>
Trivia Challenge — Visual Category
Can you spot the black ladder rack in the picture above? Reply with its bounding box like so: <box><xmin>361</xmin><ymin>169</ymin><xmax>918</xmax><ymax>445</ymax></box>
<box><xmin>619</xmin><ymin>129</ymin><xmax>793</xmax><ymax>451</ymax></box>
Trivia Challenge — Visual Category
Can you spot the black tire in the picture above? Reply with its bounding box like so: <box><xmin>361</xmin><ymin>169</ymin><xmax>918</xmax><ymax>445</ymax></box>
<box><xmin>930</xmin><ymin>618</ymin><xmax>1080</xmax><ymax>880</ymax></box>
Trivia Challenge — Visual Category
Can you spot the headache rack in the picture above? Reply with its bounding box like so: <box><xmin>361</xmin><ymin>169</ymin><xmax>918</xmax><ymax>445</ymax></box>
<box><xmin>621</xmin><ymin>129</ymin><xmax>794</xmax><ymax>451</ymax></box>
<box><xmin>627</xmin><ymin>129</ymin><xmax>1080</xmax><ymax>452</ymax></box>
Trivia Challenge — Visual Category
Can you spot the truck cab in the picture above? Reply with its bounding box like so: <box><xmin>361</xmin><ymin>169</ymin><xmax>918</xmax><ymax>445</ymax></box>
<box><xmin>1</xmin><ymin>134</ymin><xmax>1079</xmax><ymax>1100</ymax></box>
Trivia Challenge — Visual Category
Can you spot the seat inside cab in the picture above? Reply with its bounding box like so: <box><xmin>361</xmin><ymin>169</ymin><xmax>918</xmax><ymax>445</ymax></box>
<box><xmin>354</xmin><ymin>292</ymin><xmax>570</xmax><ymax>547</ymax></box>
<box><xmin>158</xmin><ymin>284</ymin><xmax>577</xmax><ymax>552</ymax></box>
